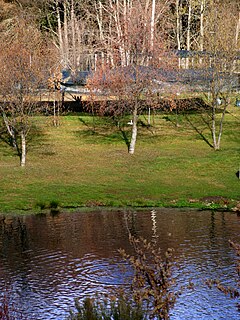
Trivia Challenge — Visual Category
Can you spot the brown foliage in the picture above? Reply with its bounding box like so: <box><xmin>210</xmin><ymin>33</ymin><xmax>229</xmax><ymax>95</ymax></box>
<box><xmin>0</xmin><ymin>16</ymin><xmax>57</xmax><ymax>165</ymax></box>
<box><xmin>119</xmin><ymin>236</ymin><xmax>177</xmax><ymax>319</ymax></box>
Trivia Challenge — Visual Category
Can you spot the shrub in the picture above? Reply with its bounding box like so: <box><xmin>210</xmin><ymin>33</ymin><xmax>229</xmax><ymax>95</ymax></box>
<box><xmin>68</xmin><ymin>295</ymin><xmax>146</xmax><ymax>320</ymax></box>
<box><xmin>119</xmin><ymin>236</ymin><xmax>177</xmax><ymax>319</ymax></box>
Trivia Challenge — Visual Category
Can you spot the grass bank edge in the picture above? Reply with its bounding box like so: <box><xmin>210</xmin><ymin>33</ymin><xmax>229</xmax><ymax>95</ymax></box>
<box><xmin>0</xmin><ymin>197</ymin><xmax>239</xmax><ymax>215</ymax></box>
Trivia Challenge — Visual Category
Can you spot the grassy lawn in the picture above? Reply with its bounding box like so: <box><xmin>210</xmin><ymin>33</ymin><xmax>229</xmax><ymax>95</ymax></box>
<box><xmin>0</xmin><ymin>104</ymin><xmax>239</xmax><ymax>213</ymax></box>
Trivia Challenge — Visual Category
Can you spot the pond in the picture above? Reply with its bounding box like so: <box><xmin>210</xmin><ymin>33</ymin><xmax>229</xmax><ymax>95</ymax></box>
<box><xmin>0</xmin><ymin>208</ymin><xmax>239</xmax><ymax>319</ymax></box>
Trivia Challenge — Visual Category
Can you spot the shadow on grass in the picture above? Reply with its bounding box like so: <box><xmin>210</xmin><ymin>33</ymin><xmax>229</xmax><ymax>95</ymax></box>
<box><xmin>184</xmin><ymin>112</ymin><xmax>213</xmax><ymax>148</ymax></box>
<box><xmin>118</xmin><ymin>124</ymin><xmax>130</xmax><ymax>149</ymax></box>
<box><xmin>223</xmin><ymin>118</ymin><xmax>240</xmax><ymax>146</ymax></box>
<box><xmin>26</xmin><ymin>124</ymin><xmax>56</xmax><ymax>157</ymax></box>
<box><xmin>76</xmin><ymin>116</ymin><xmax>132</xmax><ymax>149</ymax></box>
<box><xmin>170</xmin><ymin>98</ymin><xmax>214</xmax><ymax>148</ymax></box>
<box><xmin>0</xmin><ymin>124</ymin><xmax>19</xmax><ymax>152</ymax></box>
<box><xmin>76</xmin><ymin>114</ymin><xmax>176</xmax><ymax>148</ymax></box>
<box><xmin>183</xmin><ymin>103</ymin><xmax>240</xmax><ymax>149</ymax></box>
<box><xmin>74</xmin><ymin>126</ymin><xmax>131</xmax><ymax>147</ymax></box>
<box><xmin>0</xmin><ymin>121</ymin><xmax>54</xmax><ymax>158</ymax></box>
<box><xmin>78</xmin><ymin>116</ymin><xmax>95</xmax><ymax>134</ymax></box>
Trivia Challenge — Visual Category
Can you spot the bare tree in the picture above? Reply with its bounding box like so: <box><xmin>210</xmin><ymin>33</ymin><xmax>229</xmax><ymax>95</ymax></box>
<box><xmin>88</xmin><ymin>1</ymin><xmax>175</xmax><ymax>154</ymax></box>
<box><xmin>202</xmin><ymin>0</ymin><xmax>240</xmax><ymax>150</ymax></box>
<box><xmin>174</xmin><ymin>0</ymin><xmax>207</xmax><ymax>68</ymax></box>
<box><xmin>91</xmin><ymin>0</ymin><xmax>174</xmax><ymax>68</ymax></box>
<box><xmin>89</xmin><ymin>66</ymin><xmax>158</xmax><ymax>154</ymax></box>
<box><xmin>45</xmin><ymin>0</ymin><xmax>98</xmax><ymax>71</ymax></box>
<box><xmin>0</xmin><ymin>17</ymin><xmax>55</xmax><ymax>166</ymax></box>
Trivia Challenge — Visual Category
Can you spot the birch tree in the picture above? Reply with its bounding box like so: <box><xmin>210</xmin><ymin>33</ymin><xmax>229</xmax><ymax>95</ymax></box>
<box><xmin>201</xmin><ymin>0</ymin><xmax>240</xmax><ymax>150</ymax></box>
<box><xmin>92</xmin><ymin>0</ymin><xmax>173</xmax><ymax>67</ymax></box>
<box><xmin>174</xmin><ymin>0</ymin><xmax>207</xmax><ymax>67</ymax></box>
<box><xmin>88</xmin><ymin>1</ymin><xmax>174</xmax><ymax>154</ymax></box>
<box><xmin>0</xmin><ymin>17</ymin><xmax>55</xmax><ymax>166</ymax></box>
<box><xmin>46</xmin><ymin>0</ymin><xmax>95</xmax><ymax>71</ymax></box>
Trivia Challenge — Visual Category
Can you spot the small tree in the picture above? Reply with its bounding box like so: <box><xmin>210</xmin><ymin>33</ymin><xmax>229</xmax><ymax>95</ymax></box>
<box><xmin>0</xmin><ymin>17</ymin><xmax>55</xmax><ymax>166</ymax></box>
<box><xmin>202</xmin><ymin>0</ymin><xmax>240</xmax><ymax>150</ymax></box>
<box><xmin>87</xmin><ymin>1</ymin><xmax>176</xmax><ymax>154</ymax></box>
<box><xmin>88</xmin><ymin>65</ymin><xmax>159</xmax><ymax>154</ymax></box>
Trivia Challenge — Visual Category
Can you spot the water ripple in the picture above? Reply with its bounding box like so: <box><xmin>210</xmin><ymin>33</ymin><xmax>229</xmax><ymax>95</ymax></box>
<box><xmin>0</xmin><ymin>209</ymin><xmax>239</xmax><ymax>320</ymax></box>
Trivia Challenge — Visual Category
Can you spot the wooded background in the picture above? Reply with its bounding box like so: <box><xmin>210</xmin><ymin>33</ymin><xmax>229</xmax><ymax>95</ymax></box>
<box><xmin>0</xmin><ymin>0</ymin><xmax>239</xmax><ymax>72</ymax></box>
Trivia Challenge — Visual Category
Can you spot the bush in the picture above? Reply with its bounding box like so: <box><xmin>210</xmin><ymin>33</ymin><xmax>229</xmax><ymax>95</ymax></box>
<box><xmin>119</xmin><ymin>236</ymin><xmax>177</xmax><ymax>319</ymax></box>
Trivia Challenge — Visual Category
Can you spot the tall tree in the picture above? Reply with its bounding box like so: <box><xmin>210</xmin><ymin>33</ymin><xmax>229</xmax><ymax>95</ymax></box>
<box><xmin>174</xmin><ymin>0</ymin><xmax>207</xmax><ymax>68</ymax></box>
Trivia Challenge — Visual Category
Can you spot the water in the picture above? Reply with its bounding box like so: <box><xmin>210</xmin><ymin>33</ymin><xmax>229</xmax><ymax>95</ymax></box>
<box><xmin>0</xmin><ymin>208</ymin><xmax>239</xmax><ymax>319</ymax></box>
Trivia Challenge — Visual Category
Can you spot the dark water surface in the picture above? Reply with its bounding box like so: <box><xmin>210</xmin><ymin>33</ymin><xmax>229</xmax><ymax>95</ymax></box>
<box><xmin>0</xmin><ymin>208</ymin><xmax>239</xmax><ymax>320</ymax></box>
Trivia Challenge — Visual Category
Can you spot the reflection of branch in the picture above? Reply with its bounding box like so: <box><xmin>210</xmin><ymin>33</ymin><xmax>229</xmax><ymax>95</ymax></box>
<box><xmin>151</xmin><ymin>209</ymin><xmax>158</xmax><ymax>244</ymax></box>
<box><xmin>123</xmin><ymin>210</ymin><xmax>137</xmax><ymax>237</ymax></box>
<box><xmin>207</xmin><ymin>240</ymin><xmax>240</xmax><ymax>311</ymax></box>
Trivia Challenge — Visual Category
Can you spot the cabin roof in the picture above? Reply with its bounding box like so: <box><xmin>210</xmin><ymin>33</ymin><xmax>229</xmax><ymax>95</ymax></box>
<box><xmin>60</xmin><ymin>65</ymin><xmax>240</xmax><ymax>94</ymax></box>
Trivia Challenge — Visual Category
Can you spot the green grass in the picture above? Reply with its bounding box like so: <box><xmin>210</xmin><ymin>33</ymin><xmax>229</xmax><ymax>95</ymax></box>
<box><xmin>0</xmin><ymin>105</ymin><xmax>239</xmax><ymax>213</ymax></box>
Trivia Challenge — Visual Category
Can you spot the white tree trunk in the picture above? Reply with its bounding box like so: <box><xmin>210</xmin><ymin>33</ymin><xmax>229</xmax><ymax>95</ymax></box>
<box><xmin>200</xmin><ymin>0</ymin><xmax>205</xmax><ymax>51</ymax></box>
<box><xmin>96</xmin><ymin>1</ymin><xmax>105</xmax><ymax>41</ymax></box>
<box><xmin>71</xmin><ymin>0</ymin><xmax>77</xmax><ymax>71</ymax></box>
<box><xmin>63</xmin><ymin>0</ymin><xmax>69</xmax><ymax>67</ymax></box>
<box><xmin>20</xmin><ymin>132</ymin><xmax>26</xmax><ymax>167</ymax></box>
<box><xmin>56</xmin><ymin>1</ymin><xmax>65</xmax><ymax>67</ymax></box>
<box><xmin>53</xmin><ymin>90</ymin><xmax>57</xmax><ymax>126</ymax></box>
<box><xmin>109</xmin><ymin>0</ymin><xmax>126</xmax><ymax>66</ymax></box>
<box><xmin>176</xmin><ymin>0</ymin><xmax>182</xmax><ymax>68</ymax></box>
<box><xmin>186</xmin><ymin>0</ymin><xmax>192</xmax><ymax>69</ymax></box>
<box><xmin>129</xmin><ymin>104</ymin><xmax>138</xmax><ymax>154</ymax></box>
<box><xmin>211</xmin><ymin>100</ymin><xmax>223</xmax><ymax>151</ymax></box>
<box><xmin>2</xmin><ymin>112</ymin><xmax>17</xmax><ymax>148</ymax></box>
<box><xmin>216</xmin><ymin>101</ymin><xmax>228</xmax><ymax>150</ymax></box>
<box><xmin>150</xmin><ymin>0</ymin><xmax>156</xmax><ymax>52</ymax></box>
<box><xmin>199</xmin><ymin>0</ymin><xmax>205</xmax><ymax>64</ymax></box>
<box><xmin>212</xmin><ymin>119</ymin><xmax>217</xmax><ymax>150</ymax></box>
<box><xmin>236</xmin><ymin>11</ymin><xmax>240</xmax><ymax>46</ymax></box>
